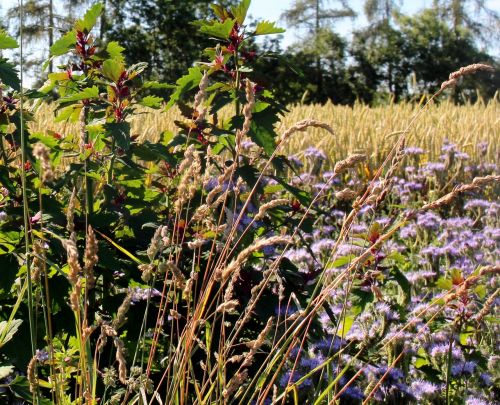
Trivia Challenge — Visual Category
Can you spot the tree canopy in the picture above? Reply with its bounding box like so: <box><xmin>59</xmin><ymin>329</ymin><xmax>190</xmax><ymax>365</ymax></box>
<box><xmin>4</xmin><ymin>0</ymin><xmax>498</xmax><ymax>104</ymax></box>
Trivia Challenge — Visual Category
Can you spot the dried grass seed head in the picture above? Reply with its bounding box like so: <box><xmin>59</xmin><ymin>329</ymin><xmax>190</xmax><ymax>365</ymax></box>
<box><xmin>334</xmin><ymin>153</ymin><xmax>367</xmax><ymax>174</ymax></box>
<box><xmin>33</xmin><ymin>142</ymin><xmax>54</xmax><ymax>183</ymax></box>
<box><xmin>218</xmin><ymin>236</ymin><xmax>293</xmax><ymax>282</ymax></box>
<box><xmin>279</xmin><ymin>119</ymin><xmax>334</xmax><ymax>144</ymax></box>
<box><xmin>441</xmin><ymin>63</ymin><xmax>494</xmax><ymax>90</ymax></box>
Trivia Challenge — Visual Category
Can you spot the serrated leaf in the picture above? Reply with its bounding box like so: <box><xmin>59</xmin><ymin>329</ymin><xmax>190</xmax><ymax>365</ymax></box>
<box><xmin>48</xmin><ymin>72</ymin><xmax>70</xmax><ymax>84</ymax></box>
<box><xmin>105</xmin><ymin>121</ymin><xmax>131</xmax><ymax>150</ymax></box>
<box><xmin>231</xmin><ymin>0</ymin><xmax>251</xmax><ymax>24</ymax></box>
<box><xmin>211</xmin><ymin>4</ymin><xmax>231</xmax><ymax>20</ymax></box>
<box><xmin>76</xmin><ymin>3</ymin><xmax>104</xmax><ymax>32</ymax></box>
<box><xmin>59</xmin><ymin>86</ymin><xmax>99</xmax><ymax>103</ymax></box>
<box><xmin>50</xmin><ymin>29</ymin><xmax>76</xmax><ymax>56</ymax></box>
<box><xmin>102</xmin><ymin>59</ymin><xmax>124</xmax><ymax>82</ymax></box>
<box><xmin>199</xmin><ymin>18</ymin><xmax>235</xmax><ymax>40</ymax></box>
<box><xmin>0</xmin><ymin>366</ymin><xmax>13</xmax><ymax>379</ymax></box>
<box><xmin>415</xmin><ymin>347</ymin><xmax>430</xmax><ymax>368</ymax></box>
<box><xmin>139</xmin><ymin>95</ymin><xmax>164</xmax><ymax>109</ymax></box>
<box><xmin>55</xmin><ymin>105</ymin><xmax>81</xmax><ymax>122</ymax></box>
<box><xmin>106</xmin><ymin>41</ymin><xmax>125</xmax><ymax>62</ymax></box>
<box><xmin>166</xmin><ymin>66</ymin><xmax>203</xmax><ymax>109</ymax></box>
<box><xmin>249</xmin><ymin>120</ymin><xmax>276</xmax><ymax>155</ymax></box>
<box><xmin>0</xmin><ymin>319</ymin><xmax>22</xmax><ymax>348</ymax></box>
<box><xmin>254</xmin><ymin>20</ymin><xmax>285</xmax><ymax>36</ymax></box>
<box><xmin>0</xmin><ymin>30</ymin><xmax>18</xmax><ymax>49</ymax></box>
<box><xmin>0</xmin><ymin>59</ymin><xmax>20</xmax><ymax>90</ymax></box>
<box><xmin>143</xmin><ymin>81</ymin><xmax>173</xmax><ymax>89</ymax></box>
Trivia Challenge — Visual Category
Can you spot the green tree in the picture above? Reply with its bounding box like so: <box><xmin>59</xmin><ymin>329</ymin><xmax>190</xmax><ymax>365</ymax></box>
<box><xmin>7</xmin><ymin>0</ymin><xmax>89</xmax><ymax>79</ymax></box>
<box><xmin>350</xmin><ymin>21</ymin><xmax>409</xmax><ymax>103</ymax></box>
<box><xmin>432</xmin><ymin>0</ymin><xmax>499</xmax><ymax>40</ymax></box>
<box><xmin>363</xmin><ymin>0</ymin><xmax>401</xmax><ymax>24</ymax></box>
<box><xmin>103</xmin><ymin>0</ymin><xmax>238</xmax><ymax>84</ymax></box>
<box><xmin>282</xmin><ymin>0</ymin><xmax>356</xmax><ymax>99</ymax></box>
<box><xmin>398</xmin><ymin>9</ymin><xmax>498</xmax><ymax>101</ymax></box>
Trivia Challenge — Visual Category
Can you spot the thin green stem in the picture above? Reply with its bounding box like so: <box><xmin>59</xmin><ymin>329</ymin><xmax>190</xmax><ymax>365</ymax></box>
<box><xmin>446</xmin><ymin>333</ymin><xmax>454</xmax><ymax>405</ymax></box>
<box><xmin>18</xmin><ymin>0</ymin><xmax>38</xmax><ymax>403</ymax></box>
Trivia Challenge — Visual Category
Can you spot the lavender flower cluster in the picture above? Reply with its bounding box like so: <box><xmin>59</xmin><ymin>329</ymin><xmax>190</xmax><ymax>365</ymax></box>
<box><xmin>277</xmin><ymin>143</ymin><xmax>499</xmax><ymax>403</ymax></box>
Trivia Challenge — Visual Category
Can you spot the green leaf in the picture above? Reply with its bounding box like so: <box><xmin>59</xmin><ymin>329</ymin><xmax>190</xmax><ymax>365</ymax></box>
<box><xmin>337</xmin><ymin>315</ymin><xmax>354</xmax><ymax>338</ymax></box>
<box><xmin>0</xmin><ymin>59</ymin><xmax>20</xmax><ymax>90</ymax></box>
<box><xmin>271</xmin><ymin>176</ymin><xmax>312</xmax><ymax>206</ymax></box>
<box><xmin>0</xmin><ymin>319</ymin><xmax>22</xmax><ymax>348</ymax></box>
<box><xmin>50</xmin><ymin>29</ymin><xmax>76</xmax><ymax>56</ymax></box>
<box><xmin>0</xmin><ymin>365</ymin><xmax>13</xmax><ymax>379</ymax></box>
<box><xmin>254</xmin><ymin>20</ymin><xmax>286</xmax><ymax>36</ymax></box>
<box><xmin>132</xmin><ymin>141</ymin><xmax>175</xmax><ymax>164</ymax></box>
<box><xmin>7</xmin><ymin>376</ymin><xmax>52</xmax><ymax>404</ymax></box>
<box><xmin>143</xmin><ymin>81</ymin><xmax>174</xmax><ymax>90</ymax></box>
<box><xmin>249</xmin><ymin>120</ymin><xmax>276</xmax><ymax>155</ymax></box>
<box><xmin>199</xmin><ymin>18</ymin><xmax>235</xmax><ymax>40</ymax></box>
<box><xmin>76</xmin><ymin>3</ymin><xmax>104</xmax><ymax>32</ymax></box>
<box><xmin>231</xmin><ymin>0</ymin><xmax>251</xmax><ymax>24</ymax></box>
<box><xmin>0</xmin><ymin>30</ymin><xmax>18</xmax><ymax>49</ymax></box>
<box><xmin>59</xmin><ymin>86</ymin><xmax>99</xmax><ymax>103</ymax></box>
<box><xmin>139</xmin><ymin>95</ymin><xmax>164</xmax><ymax>109</ymax></box>
<box><xmin>390</xmin><ymin>267</ymin><xmax>411</xmax><ymax>303</ymax></box>
<box><xmin>102</xmin><ymin>59</ymin><xmax>124</xmax><ymax>82</ymax></box>
<box><xmin>211</xmin><ymin>4</ymin><xmax>232</xmax><ymax>21</ymax></box>
<box><xmin>105</xmin><ymin>121</ymin><xmax>131</xmax><ymax>151</ymax></box>
<box><xmin>166</xmin><ymin>66</ymin><xmax>203</xmax><ymax>109</ymax></box>
<box><xmin>55</xmin><ymin>105</ymin><xmax>81</xmax><ymax>123</ymax></box>
<box><xmin>415</xmin><ymin>347</ymin><xmax>430</xmax><ymax>368</ymax></box>
<box><xmin>437</xmin><ymin>277</ymin><xmax>452</xmax><ymax>290</ymax></box>
<box><xmin>106</xmin><ymin>41</ymin><xmax>125</xmax><ymax>62</ymax></box>
<box><xmin>93</xmin><ymin>229</ymin><xmax>144</xmax><ymax>265</ymax></box>
<box><xmin>328</xmin><ymin>255</ymin><xmax>356</xmax><ymax>268</ymax></box>
<box><xmin>474</xmin><ymin>284</ymin><xmax>487</xmax><ymax>299</ymax></box>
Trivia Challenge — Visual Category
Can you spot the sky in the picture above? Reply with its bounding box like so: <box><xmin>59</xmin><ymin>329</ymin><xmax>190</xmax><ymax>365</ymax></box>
<box><xmin>246</xmin><ymin>0</ymin><xmax>500</xmax><ymax>50</ymax></box>
<box><xmin>2</xmin><ymin>0</ymin><xmax>499</xmax><ymax>44</ymax></box>
<box><xmin>1</xmin><ymin>0</ymin><xmax>499</xmax><ymax>83</ymax></box>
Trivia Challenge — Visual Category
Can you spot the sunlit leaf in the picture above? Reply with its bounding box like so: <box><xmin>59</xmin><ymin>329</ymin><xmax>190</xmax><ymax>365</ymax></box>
<box><xmin>59</xmin><ymin>86</ymin><xmax>99</xmax><ymax>103</ymax></box>
<box><xmin>0</xmin><ymin>30</ymin><xmax>18</xmax><ymax>49</ymax></box>
<box><xmin>231</xmin><ymin>0</ymin><xmax>251</xmax><ymax>24</ymax></box>
<box><xmin>199</xmin><ymin>18</ymin><xmax>235</xmax><ymax>40</ymax></box>
<box><xmin>254</xmin><ymin>20</ymin><xmax>285</xmax><ymax>36</ymax></box>
<box><xmin>139</xmin><ymin>95</ymin><xmax>164</xmax><ymax>109</ymax></box>
<box><xmin>106</xmin><ymin>41</ymin><xmax>125</xmax><ymax>62</ymax></box>
<box><xmin>50</xmin><ymin>30</ymin><xmax>76</xmax><ymax>56</ymax></box>
<box><xmin>102</xmin><ymin>59</ymin><xmax>125</xmax><ymax>82</ymax></box>
<box><xmin>166</xmin><ymin>66</ymin><xmax>203</xmax><ymax>109</ymax></box>
<box><xmin>0</xmin><ymin>319</ymin><xmax>22</xmax><ymax>348</ymax></box>
<box><xmin>0</xmin><ymin>366</ymin><xmax>13</xmax><ymax>379</ymax></box>
<box><xmin>76</xmin><ymin>2</ymin><xmax>104</xmax><ymax>33</ymax></box>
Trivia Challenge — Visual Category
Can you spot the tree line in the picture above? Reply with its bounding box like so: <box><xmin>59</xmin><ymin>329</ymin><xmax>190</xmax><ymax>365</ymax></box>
<box><xmin>2</xmin><ymin>0</ymin><xmax>499</xmax><ymax>105</ymax></box>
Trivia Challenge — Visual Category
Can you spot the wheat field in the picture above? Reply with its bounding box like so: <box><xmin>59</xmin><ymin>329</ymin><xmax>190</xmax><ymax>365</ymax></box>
<box><xmin>30</xmin><ymin>99</ymin><xmax>499</xmax><ymax>163</ymax></box>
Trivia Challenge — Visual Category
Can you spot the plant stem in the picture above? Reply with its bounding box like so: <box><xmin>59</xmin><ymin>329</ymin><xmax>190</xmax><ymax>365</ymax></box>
<box><xmin>18</xmin><ymin>1</ymin><xmax>38</xmax><ymax>402</ymax></box>
<box><xmin>445</xmin><ymin>332</ymin><xmax>454</xmax><ymax>405</ymax></box>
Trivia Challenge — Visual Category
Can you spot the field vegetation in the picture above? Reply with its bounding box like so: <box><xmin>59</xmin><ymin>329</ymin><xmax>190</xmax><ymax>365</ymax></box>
<box><xmin>32</xmin><ymin>99</ymin><xmax>500</xmax><ymax>162</ymax></box>
<box><xmin>0</xmin><ymin>1</ymin><xmax>498</xmax><ymax>404</ymax></box>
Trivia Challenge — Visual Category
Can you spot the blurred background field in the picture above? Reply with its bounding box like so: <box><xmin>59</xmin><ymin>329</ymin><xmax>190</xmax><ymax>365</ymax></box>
<box><xmin>31</xmin><ymin>99</ymin><xmax>500</xmax><ymax>163</ymax></box>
